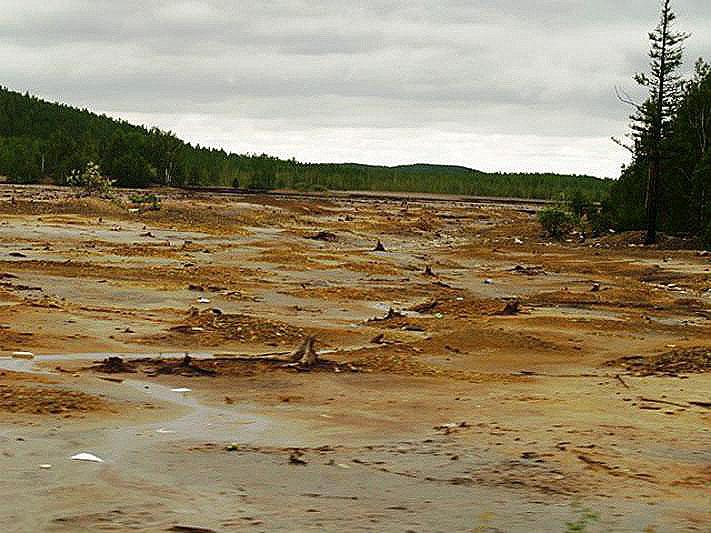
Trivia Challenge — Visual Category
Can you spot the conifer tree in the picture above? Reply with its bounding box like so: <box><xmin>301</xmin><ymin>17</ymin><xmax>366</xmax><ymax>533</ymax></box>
<box><xmin>628</xmin><ymin>0</ymin><xmax>689</xmax><ymax>244</ymax></box>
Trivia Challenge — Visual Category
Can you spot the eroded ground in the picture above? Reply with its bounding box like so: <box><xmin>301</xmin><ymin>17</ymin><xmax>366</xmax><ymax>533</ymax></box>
<box><xmin>0</xmin><ymin>184</ymin><xmax>709</xmax><ymax>532</ymax></box>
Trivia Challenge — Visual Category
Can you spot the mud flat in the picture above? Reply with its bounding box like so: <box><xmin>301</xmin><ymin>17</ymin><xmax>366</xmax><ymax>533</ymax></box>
<box><xmin>0</xmin><ymin>185</ymin><xmax>709</xmax><ymax>531</ymax></box>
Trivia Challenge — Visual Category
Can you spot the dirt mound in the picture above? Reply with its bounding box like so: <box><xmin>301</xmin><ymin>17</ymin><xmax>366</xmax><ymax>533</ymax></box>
<box><xmin>407</xmin><ymin>294</ymin><xmax>506</xmax><ymax>318</ymax></box>
<box><xmin>0</xmin><ymin>382</ymin><xmax>110</xmax><ymax>416</ymax></box>
<box><xmin>305</xmin><ymin>230</ymin><xmax>338</xmax><ymax>242</ymax></box>
<box><xmin>147</xmin><ymin>309</ymin><xmax>306</xmax><ymax>347</ymax></box>
<box><xmin>91</xmin><ymin>356</ymin><xmax>137</xmax><ymax>373</ymax></box>
<box><xmin>511</xmin><ymin>264</ymin><xmax>547</xmax><ymax>276</ymax></box>
<box><xmin>605</xmin><ymin>347</ymin><xmax>711</xmax><ymax>376</ymax></box>
<box><xmin>89</xmin><ymin>353</ymin><xmax>358</xmax><ymax>378</ymax></box>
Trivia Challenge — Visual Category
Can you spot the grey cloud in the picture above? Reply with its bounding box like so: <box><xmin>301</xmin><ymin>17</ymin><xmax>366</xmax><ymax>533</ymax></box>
<box><xmin>0</xmin><ymin>0</ymin><xmax>710</xmax><ymax>176</ymax></box>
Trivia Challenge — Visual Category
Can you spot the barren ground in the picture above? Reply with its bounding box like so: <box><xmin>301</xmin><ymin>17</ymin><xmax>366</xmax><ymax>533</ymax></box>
<box><xmin>0</xmin><ymin>184</ymin><xmax>709</xmax><ymax>532</ymax></box>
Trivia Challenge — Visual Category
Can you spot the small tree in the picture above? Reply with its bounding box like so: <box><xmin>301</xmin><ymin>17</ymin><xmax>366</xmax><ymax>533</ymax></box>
<box><xmin>66</xmin><ymin>161</ymin><xmax>115</xmax><ymax>197</ymax></box>
<box><xmin>618</xmin><ymin>0</ymin><xmax>689</xmax><ymax>244</ymax></box>
<box><xmin>538</xmin><ymin>206</ymin><xmax>576</xmax><ymax>239</ymax></box>
<box><xmin>569</xmin><ymin>189</ymin><xmax>590</xmax><ymax>219</ymax></box>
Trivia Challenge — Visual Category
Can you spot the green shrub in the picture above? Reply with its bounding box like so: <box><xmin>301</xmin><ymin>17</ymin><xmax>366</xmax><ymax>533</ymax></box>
<box><xmin>538</xmin><ymin>206</ymin><xmax>576</xmax><ymax>239</ymax></box>
<box><xmin>66</xmin><ymin>161</ymin><xmax>115</xmax><ymax>197</ymax></box>
<box><xmin>128</xmin><ymin>192</ymin><xmax>161</xmax><ymax>210</ymax></box>
<box><xmin>587</xmin><ymin>199</ymin><xmax>616</xmax><ymax>236</ymax></box>
<box><xmin>569</xmin><ymin>190</ymin><xmax>591</xmax><ymax>219</ymax></box>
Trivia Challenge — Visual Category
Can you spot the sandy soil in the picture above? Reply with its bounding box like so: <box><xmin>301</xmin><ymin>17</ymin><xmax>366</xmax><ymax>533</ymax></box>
<box><xmin>0</xmin><ymin>184</ymin><xmax>709</xmax><ymax>532</ymax></box>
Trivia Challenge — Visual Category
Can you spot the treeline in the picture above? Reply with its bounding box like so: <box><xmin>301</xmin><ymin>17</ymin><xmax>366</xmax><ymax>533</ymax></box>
<box><xmin>604</xmin><ymin>1</ymin><xmax>710</xmax><ymax>246</ymax></box>
<box><xmin>0</xmin><ymin>86</ymin><xmax>610</xmax><ymax>200</ymax></box>
<box><xmin>607</xmin><ymin>59</ymin><xmax>710</xmax><ymax>243</ymax></box>
<box><xmin>274</xmin><ymin>163</ymin><xmax>610</xmax><ymax>200</ymax></box>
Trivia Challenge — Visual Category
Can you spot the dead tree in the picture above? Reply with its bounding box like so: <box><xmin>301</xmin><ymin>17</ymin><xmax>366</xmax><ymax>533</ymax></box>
<box><xmin>284</xmin><ymin>335</ymin><xmax>319</xmax><ymax>366</ymax></box>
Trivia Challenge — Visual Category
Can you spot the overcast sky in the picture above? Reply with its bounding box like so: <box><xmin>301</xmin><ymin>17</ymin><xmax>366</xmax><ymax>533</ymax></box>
<box><xmin>2</xmin><ymin>1</ymin><xmax>710</xmax><ymax>177</ymax></box>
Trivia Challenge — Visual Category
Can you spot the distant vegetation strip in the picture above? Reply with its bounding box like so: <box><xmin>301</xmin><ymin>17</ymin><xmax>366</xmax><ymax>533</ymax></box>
<box><xmin>0</xmin><ymin>86</ymin><xmax>611</xmax><ymax>200</ymax></box>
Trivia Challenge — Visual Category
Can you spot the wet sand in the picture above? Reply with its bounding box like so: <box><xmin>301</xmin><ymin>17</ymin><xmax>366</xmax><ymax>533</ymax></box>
<box><xmin>0</xmin><ymin>185</ymin><xmax>709</xmax><ymax>531</ymax></box>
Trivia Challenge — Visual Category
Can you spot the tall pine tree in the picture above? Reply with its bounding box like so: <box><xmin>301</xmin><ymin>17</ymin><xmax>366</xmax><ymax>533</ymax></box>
<box><xmin>628</xmin><ymin>0</ymin><xmax>689</xmax><ymax>244</ymax></box>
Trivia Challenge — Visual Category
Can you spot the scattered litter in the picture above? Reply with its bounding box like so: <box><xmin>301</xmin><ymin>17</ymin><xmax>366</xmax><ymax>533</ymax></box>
<box><xmin>127</xmin><ymin>208</ymin><xmax>139</xmax><ymax>214</ymax></box>
<box><xmin>591</xmin><ymin>283</ymin><xmax>601</xmax><ymax>292</ymax></box>
<box><xmin>514</xmin><ymin>238</ymin><xmax>524</xmax><ymax>245</ymax></box>
<box><xmin>39</xmin><ymin>464</ymin><xmax>52</xmax><ymax>469</ymax></box>
<box><xmin>483</xmin><ymin>278</ymin><xmax>494</xmax><ymax>285</ymax></box>
<box><xmin>12</xmin><ymin>351</ymin><xmax>34</xmax><ymax>359</ymax></box>
<box><xmin>434</xmin><ymin>421</ymin><xmax>470</xmax><ymax>434</ymax></box>
<box><xmin>71</xmin><ymin>453</ymin><xmax>104</xmax><ymax>463</ymax></box>
<box><xmin>157</xmin><ymin>428</ymin><xmax>176</xmax><ymax>434</ymax></box>
<box><xmin>197</xmin><ymin>297</ymin><xmax>211</xmax><ymax>304</ymax></box>
<box><xmin>171</xmin><ymin>387</ymin><xmax>192</xmax><ymax>393</ymax></box>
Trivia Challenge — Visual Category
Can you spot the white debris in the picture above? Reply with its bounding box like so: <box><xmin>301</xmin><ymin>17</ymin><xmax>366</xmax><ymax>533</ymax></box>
<box><xmin>197</xmin><ymin>297</ymin><xmax>211</xmax><ymax>304</ymax></box>
<box><xmin>514</xmin><ymin>238</ymin><xmax>524</xmax><ymax>245</ymax></box>
<box><xmin>71</xmin><ymin>453</ymin><xmax>104</xmax><ymax>463</ymax></box>
<box><xmin>483</xmin><ymin>278</ymin><xmax>494</xmax><ymax>285</ymax></box>
<box><xmin>171</xmin><ymin>387</ymin><xmax>192</xmax><ymax>393</ymax></box>
<box><xmin>39</xmin><ymin>464</ymin><xmax>52</xmax><ymax>469</ymax></box>
<box><xmin>12</xmin><ymin>351</ymin><xmax>34</xmax><ymax>359</ymax></box>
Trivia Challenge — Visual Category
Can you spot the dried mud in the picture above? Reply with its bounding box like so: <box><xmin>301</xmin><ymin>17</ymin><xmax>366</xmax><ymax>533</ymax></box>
<box><xmin>0</xmin><ymin>185</ymin><xmax>709</xmax><ymax>531</ymax></box>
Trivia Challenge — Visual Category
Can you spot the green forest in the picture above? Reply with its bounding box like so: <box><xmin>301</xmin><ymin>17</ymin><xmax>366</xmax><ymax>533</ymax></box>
<box><xmin>0</xmin><ymin>86</ymin><xmax>610</xmax><ymax>201</ymax></box>
<box><xmin>606</xmin><ymin>0</ymin><xmax>710</xmax><ymax>246</ymax></box>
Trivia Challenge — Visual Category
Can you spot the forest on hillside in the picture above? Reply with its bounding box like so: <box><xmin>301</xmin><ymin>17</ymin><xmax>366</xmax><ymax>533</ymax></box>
<box><xmin>0</xmin><ymin>87</ymin><xmax>610</xmax><ymax>201</ymax></box>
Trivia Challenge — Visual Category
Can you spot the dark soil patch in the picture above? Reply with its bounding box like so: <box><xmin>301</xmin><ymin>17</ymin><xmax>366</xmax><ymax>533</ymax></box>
<box><xmin>605</xmin><ymin>347</ymin><xmax>711</xmax><ymax>376</ymax></box>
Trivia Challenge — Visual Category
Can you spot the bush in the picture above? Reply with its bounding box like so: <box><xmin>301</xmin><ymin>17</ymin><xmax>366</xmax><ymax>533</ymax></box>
<box><xmin>129</xmin><ymin>192</ymin><xmax>161</xmax><ymax>210</ymax></box>
<box><xmin>588</xmin><ymin>199</ymin><xmax>616</xmax><ymax>236</ymax></box>
<box><xmin>66</xmin><ymin>161</ymin><xmax>115</xmax><ymax>197</ymax></box>
<box><xmin>538</xmin><ymin>206</ymin><xmax>576</xmax><ymax>239</ymax></box>
<box><xmin>569</xmin><ymin>190</ymin><xmax>591</xmax><ymax>219</ymax></box>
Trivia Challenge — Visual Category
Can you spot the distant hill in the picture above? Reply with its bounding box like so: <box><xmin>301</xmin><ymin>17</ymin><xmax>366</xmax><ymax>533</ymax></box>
<box><xmin>0</xmin><ymin>86</ymin><xmax>612</xmax><ymax>200</ymax></box>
